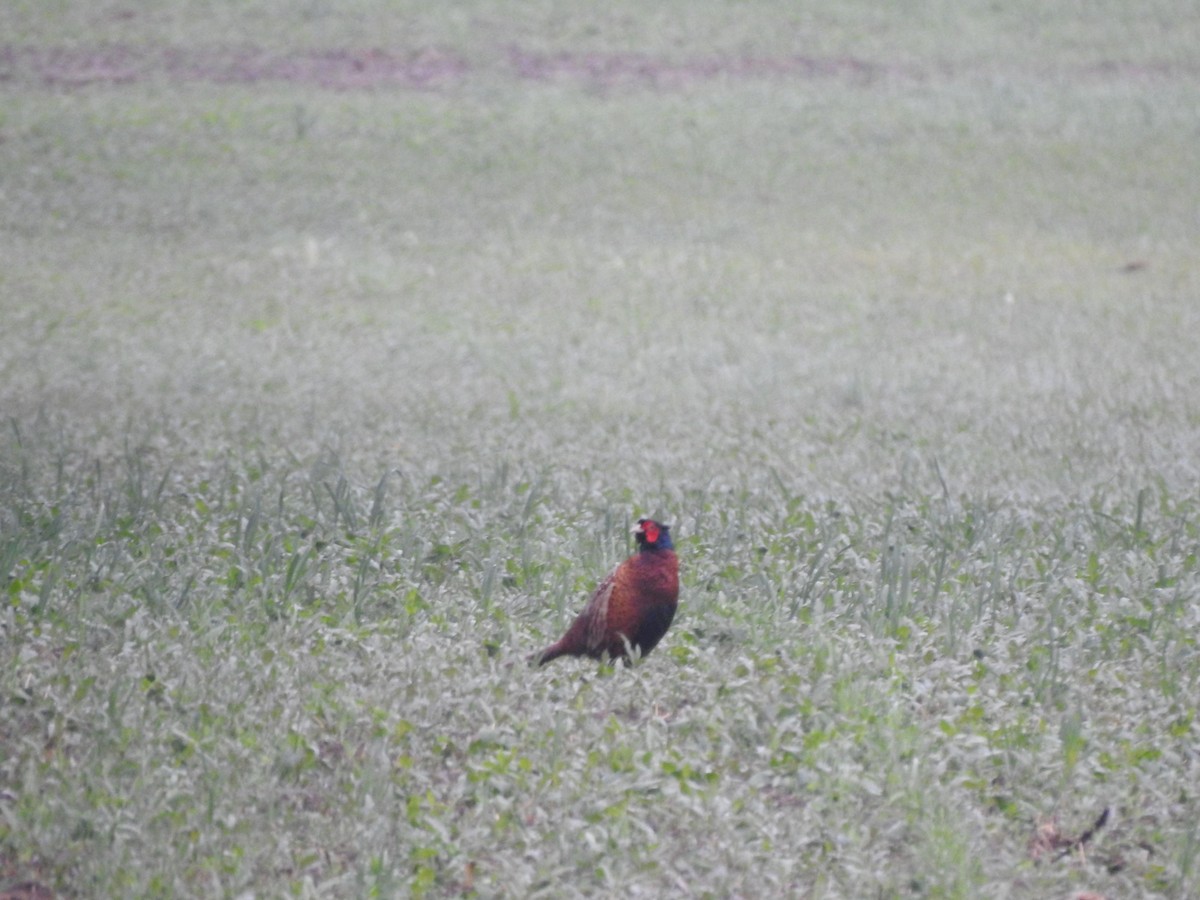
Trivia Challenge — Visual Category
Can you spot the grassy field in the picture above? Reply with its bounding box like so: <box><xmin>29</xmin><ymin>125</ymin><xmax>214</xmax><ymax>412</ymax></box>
<box><xmin>3</xmin><ymin>2</ymin><xmax>1200</xmax><ymax>897</ymax></box>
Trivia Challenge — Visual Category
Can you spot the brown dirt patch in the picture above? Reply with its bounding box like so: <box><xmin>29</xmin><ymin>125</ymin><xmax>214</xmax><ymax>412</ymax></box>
<box><xmin>1</xmin><ymin>43</ymin><xmax>1195</xmax><ymax>92</ymax></box>
<box><xmin>1</xmin><ymin>43</ymin><xmax>903</xmax><ymax>92</ymax></box>
<box><xmin>0</xmin><ymin>44</ymin><xmax>469</xmax><ymax>90</ymax></box>
<box><xmin>507</xmin><ymin>47</ymin><xmax>891</xmax><ymax>90</ymax></box>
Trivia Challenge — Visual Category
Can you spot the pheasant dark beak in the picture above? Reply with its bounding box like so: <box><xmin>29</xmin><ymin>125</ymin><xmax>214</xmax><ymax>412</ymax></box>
<box><xmin>631</xmin><ymin>521</ymin><xmax>645</xmax><ymax>535</ymax></box>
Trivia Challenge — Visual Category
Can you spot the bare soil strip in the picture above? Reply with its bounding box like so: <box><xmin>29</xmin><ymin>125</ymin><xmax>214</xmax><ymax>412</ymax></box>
<box><xmin>2</xmin><ymin>44</ymin><xmax>1193</xmax><ymax>91</ymax></box>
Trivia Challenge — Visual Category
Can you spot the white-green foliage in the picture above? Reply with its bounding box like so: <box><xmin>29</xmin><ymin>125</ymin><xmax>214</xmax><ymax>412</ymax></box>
<box><xmin>2</xmin><ymin>2</ymin><xmax>1199</xmax><ymax>897</ymax></box>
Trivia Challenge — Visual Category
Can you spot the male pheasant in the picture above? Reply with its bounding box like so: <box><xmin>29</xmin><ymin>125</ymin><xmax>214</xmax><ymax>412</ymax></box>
<box><xmin>532</xmin><ymin>518</ymin><xmax>679</xmax><ymax>666</ymax></box>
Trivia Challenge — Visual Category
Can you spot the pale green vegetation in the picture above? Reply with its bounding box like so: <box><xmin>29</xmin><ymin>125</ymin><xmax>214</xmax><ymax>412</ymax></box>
<box><xmin>2</xmin><ymin>2</ymin><xmax>1199</xmax><ymax>897</ymax></box>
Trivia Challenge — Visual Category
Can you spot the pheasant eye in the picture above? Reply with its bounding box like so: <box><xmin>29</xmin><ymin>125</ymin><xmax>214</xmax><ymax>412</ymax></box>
<box><xmin>643</xmin><ymin>522</ymin><xmax>660</xmax><ymax>544</ymax></box>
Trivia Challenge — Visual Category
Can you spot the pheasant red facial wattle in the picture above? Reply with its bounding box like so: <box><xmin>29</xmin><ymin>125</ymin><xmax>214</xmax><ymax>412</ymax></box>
<box><xmin>531</xmin><ymin>518</ymin><xmax>679</xmax><ymax>666</ymax></box>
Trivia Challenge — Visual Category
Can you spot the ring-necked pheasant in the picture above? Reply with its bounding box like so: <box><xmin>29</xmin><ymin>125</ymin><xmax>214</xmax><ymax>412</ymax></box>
<box><xmin>531</xmin><ymin>518</ymin><xmax>679</xmax><ymax>666</ymax></box>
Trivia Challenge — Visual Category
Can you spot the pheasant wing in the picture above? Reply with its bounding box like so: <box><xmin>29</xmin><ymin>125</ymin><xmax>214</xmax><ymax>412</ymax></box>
<box><xmin>583</xmin><ymin>573</ymin><xmax>616</xmax><ymax>655</ymax></box>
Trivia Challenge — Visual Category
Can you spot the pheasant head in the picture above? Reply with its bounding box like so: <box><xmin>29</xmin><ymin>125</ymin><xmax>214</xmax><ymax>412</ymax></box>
<box><xmin>633</xmin><ymin>518</ymin><xmax>673</xmax><ymax>551</ymax></box>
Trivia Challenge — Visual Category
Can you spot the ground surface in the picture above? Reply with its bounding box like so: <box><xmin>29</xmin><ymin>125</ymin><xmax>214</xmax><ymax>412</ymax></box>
<box><xmin>2</xmin><ymin>2</ymin><xmax>1199</xmax><ymax>897</ymax></box>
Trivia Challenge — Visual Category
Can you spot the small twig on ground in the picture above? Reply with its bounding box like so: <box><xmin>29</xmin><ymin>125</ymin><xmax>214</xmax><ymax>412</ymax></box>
<box><xmin>1053</xmin><ymin>806</ymin><xmax>1110</xmax><ymax>861</ymax></box>
<box><xmin>1028</xmin><ymin>807</ymin><xmax>1111</xmax><ymax>864</ymax></box>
